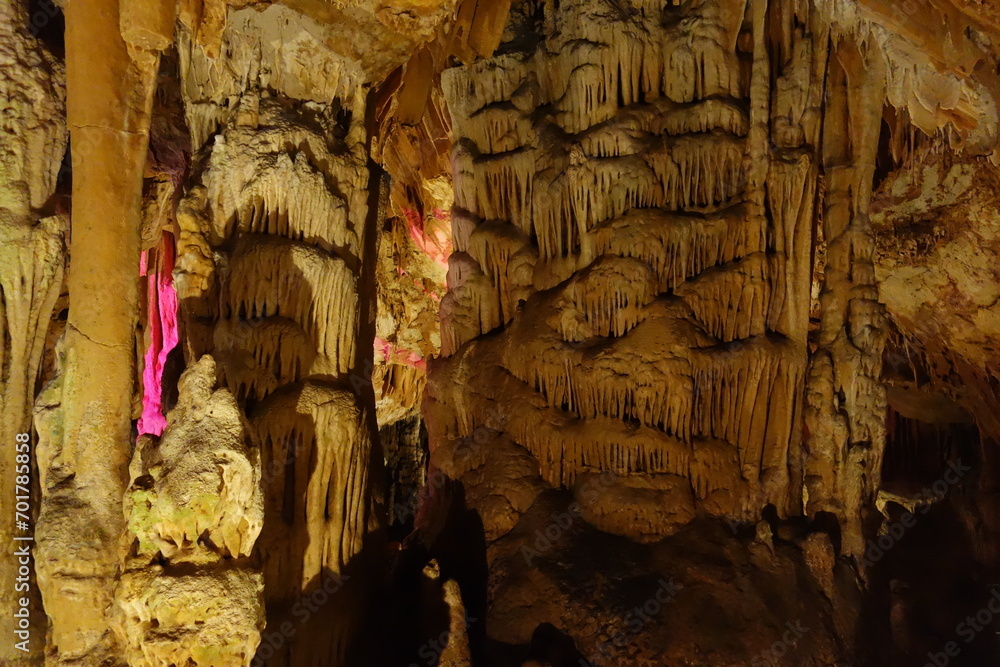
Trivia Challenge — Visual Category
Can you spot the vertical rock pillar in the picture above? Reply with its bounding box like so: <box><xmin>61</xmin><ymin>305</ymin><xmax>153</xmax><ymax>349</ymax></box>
<box><xmin>32</xmin><ymin>0</ymin><xmax>167</xmax><ymax>662</ymax></box>
<box><xmin>0</xmin><ymin>1</ymin><xmax>67</xmax><ymax>664</ymax></box>
<box><xmin>803</xmin><ymin>36</ymin><xmax>888</xmax><ymax>558</ymax></box>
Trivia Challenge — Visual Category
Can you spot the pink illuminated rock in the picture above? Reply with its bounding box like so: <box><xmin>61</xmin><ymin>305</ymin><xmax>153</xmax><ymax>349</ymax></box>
<box><xmin>404</xmin><ymin>207</ymin><xmax>451</xmax><ymax>268</ymax></box>
<box><xmin>138</xmin><ymin>233</ymin><xmax>179</xmax><ymax>436</ymax></box>
<box><xmin>374</xmin><ymin>336</ymin><xmax>427</xmax><ymax>372</ymax></box>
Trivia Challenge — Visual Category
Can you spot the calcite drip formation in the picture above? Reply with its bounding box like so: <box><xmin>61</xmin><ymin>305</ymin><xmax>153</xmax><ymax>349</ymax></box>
<box><xmin>430</xmin><ymin>0</ymin><xmax>808</xmax><ymax>542</ymax></box>
<box><xmin>2</xmin><ymin>0</ymin><xmax>999</xmax><ymax>665</ymax></box>
<box><xmin>426</xmin><ymin>0</ymin><xmax>995</xmax><ymax>551</ymax></box>
<box><xmin>168</xmin><ymin>8</ymin><xmax>389</xmax><ymax>664</ymax></box>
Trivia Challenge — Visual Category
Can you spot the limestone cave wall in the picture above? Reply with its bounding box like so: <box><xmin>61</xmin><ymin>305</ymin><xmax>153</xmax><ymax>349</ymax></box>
<box><xmin>2</xmin><ymin>0</ymin><xmax>1000</xmax><ymax>665</ymax></box>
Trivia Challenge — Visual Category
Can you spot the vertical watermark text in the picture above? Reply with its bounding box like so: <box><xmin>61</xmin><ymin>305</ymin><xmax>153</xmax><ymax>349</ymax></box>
<box><xmin>12</xmin><ymin>431</ymin><xmax>33</xmax><ymax>653</ymax></box>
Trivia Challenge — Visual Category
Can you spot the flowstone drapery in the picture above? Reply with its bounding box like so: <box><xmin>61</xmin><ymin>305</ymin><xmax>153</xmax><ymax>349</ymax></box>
<box><xmin>0</xmin><ymin>2</ymin><xmax>66</xmax><ymax>664</ymax></box>
<box><xmin>428</xmin><ymin>0</ymin><xmax>812</xmax><ymax>543</ymax></box>
<box><xmin>425</xmin><ymin>0</ymin><xmax>990</xmax><ymax>553</ymax></box>
<box><xmin>172</xmin><ymin>7</ymin><xmax>390</xmax><ymax>663</ymax></box>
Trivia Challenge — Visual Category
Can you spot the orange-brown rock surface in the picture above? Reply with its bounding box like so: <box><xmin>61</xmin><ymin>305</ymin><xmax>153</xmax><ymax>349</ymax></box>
<box><xmin>3</xmin><ymin>0</ymin><xmax>1000</xmax><ymax>665</ymax></box>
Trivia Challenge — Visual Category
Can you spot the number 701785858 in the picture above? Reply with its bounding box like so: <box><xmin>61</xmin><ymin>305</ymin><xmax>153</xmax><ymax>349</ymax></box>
<box><xmin>14</xmin><ymin>433</ymin><xmax>31</xmax><ymax>527</ymax></box>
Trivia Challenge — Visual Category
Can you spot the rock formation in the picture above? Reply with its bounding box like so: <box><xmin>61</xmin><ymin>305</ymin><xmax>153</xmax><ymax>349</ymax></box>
<box><xmin>0</xmin><ymin>2</ymin><xmax>66</xmax><ymax>664</ymax></box>
<box><xmin>116</xmin><ymin>355</ymin><xmax>264</xmax><ymax>667</ymax></box>
<box><xmin>3</xmin><ymin>0</ymin><xmax>1000</xmax><ymax>664</ymax></box>
<box><xmin>172</xmin><ymin>8</ymin><xmax>390</xmax><ymax>663</ymax></box>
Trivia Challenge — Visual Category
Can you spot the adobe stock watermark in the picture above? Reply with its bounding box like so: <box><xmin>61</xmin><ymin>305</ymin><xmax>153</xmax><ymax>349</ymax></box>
<box><xmin>749</xmin><ymin>619</ymin><xmax>810</xmax><ymax>667</ymax></box>
<box><xmin>26</xmin><ymin>0</ymin><xmax>60</xmax><ymax>39</ymax></box>
<box><xmin>578</xmin><ymin>576</ymin><xmax>682</xmax><ymax>666</ymax></box>
<box><xmin>860</xmin><ymin>459</ymin><xmax>970</xmax><ymax>568</ymax></box>
<box><xmin>251</xmin><ymin>571</ymin><xmax>350</xmax><ymax>665</ymax></box>
<box><xmin>407</xmin><ymin>611</ymin><xmax>477</xmax><ymax>667</ymax></box>
<box><xmin>924</xmin><ymin>586</ymin><xmax>1000</xmax><ymax>667</ymax></box>
<box><xmin>520</xmin><ymin>471</ymin><xmax>619</xmax><ymax>566</ymax></box>
<box><xmin>12</xmin><ymin>431</ymin><xmax>34</xmax><ymax>654</ymax></box>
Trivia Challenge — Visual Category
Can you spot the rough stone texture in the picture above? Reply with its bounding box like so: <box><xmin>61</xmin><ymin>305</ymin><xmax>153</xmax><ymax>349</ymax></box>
<box><xmin>426</xmin><ymin>0</ymin><xmax>846</xmax><ymax>550</ymax></box>
<box><xmin>115</xmin><ymin>356</ymin><xmax>265</xmax><ymax>667</ymax></box>
<box><xmin>10</xmin><ymin>0</ymin><xmax>1000</xmax><ymax>664</ymax></box>
<box><xmin>874</xmin><ymin>152</ymin><xmax>1000</xmax><ymax>415</ymax></box>
<box><xmin>30</xmin><ymin>0</ymin><xmax>166</xmax><ymax>664</ymax></box>
<box><xmin>417</xmin><ymin>560</ymin><xmax>472</xmax><ymax>667</ymax></box>
<box><xmin>480</xmin><ymin>495</ymin><xmax>860</xmax><ymax>665</ymax></box>
<box><xmin>372</xmin><ymin>81</ymin><xmax>453</xmax><ymax>530</ymax></box>
<box><xmin>872</xmin><ymin>145</ymin><xmax>1000</xmax><ymax>576</ymax></box>
<box><xmin>0</xmin><ymin>1</ymin><xmax>67</xmax><ymax>664</ymax></box>
<box><xmin>123</xmin><ymin>356</ymin><xmax>263</xmax><ymax>562</ymax></box>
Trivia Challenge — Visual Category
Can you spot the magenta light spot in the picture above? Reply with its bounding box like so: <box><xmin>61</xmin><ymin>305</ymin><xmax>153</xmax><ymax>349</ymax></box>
<box><xmin>137</xmin><ymin>234</ymin><xmax>180</xmax><ymax>436</ymax></box>
<box><xmin>403</xmin><ymin>207</ymin><xmax>451</xmax><ymax>268</ymax></box>
<box><xmin>374</xmin><ymin>336</ymin><xmax>427</xmax><ymax>372</ymax></box>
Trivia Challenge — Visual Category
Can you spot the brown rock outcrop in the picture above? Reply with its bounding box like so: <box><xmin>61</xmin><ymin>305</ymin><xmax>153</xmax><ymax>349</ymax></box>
<box><xmin>0</xmin><ymin>1</ymin><xmax>67</xmax><ymax>663</ymax></box>
<box><xmin>31</xmin><ymin>0</ymin><xmax>167</xmax><ymax>663</ymax></box>
<box><xmin>115</xmin><ymin>356</ymin><xmax>265</xmax><ymax>667</ymax></box>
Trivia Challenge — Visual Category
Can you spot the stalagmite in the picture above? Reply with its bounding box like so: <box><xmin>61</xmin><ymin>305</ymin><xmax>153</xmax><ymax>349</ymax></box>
<box><xmin>115</xmin><ymin>356</ymin><xmax>265</xmax><ymax>667</ymax></box>
<box><xmin>31</xmin><ymin>0</ymin><xmax>167</xmax><ymax>662</ymax></box>
<box><xmin>8</xmin><ymin>0</ymin><xmax>1000</xmax><ymax>662</ymax></box>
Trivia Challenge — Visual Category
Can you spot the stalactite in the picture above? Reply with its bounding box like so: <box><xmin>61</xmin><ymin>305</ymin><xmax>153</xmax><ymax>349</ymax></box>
<box><xmin>428</xmin><ymin>0</ymin><xmax>831</xmax><ymax>543</ymax></box>
<box><xmin>467</xmin><ymin>220</ymin><xmax>531</xmax><ymax>323</ymax></box>
<box><xmin>225</xmin><ymin>236</ymin><xmax>359</xmax><ymax>374</ymax></box>
<box><xmin>462</xmin><ymin>103</ymin><xmax>532</xmax><ymax>154</ymax></box>
<box><xmin>592</xmin><ymin>206</ymin><xmax>766</xmax><ymax>292</ymax></box>
<box><xmin>253</xmin><ymin>382</ymin><xmax>374</xmax><ymax>592</ymax></box>
<box><xmin>803</xmin><ymin>35</ymin><xmax>889</xmax><ymax>558</ymax></box>
<box><xmin>648</xmin><ymin>98</ymin><xmax>750</xmax><ymax>137</ymax></box>
<box><xmin>213</xmin><ymin>317</ymin><xmax>317</xmax><ymax>404</ymax></box>
<box><xmin>202</xmin><ymin>117</ymin><xmax>359</xmax><ymax>255</ymax></box>
<box><xmin>564</xmin><ymin>256</ymin><xmax>658</xmax><ymax>339</ymax></box>
<box><xmin>647</xmin><ymin>133</ymin><xmax>747</xmax><ymax>210</ymax></box>
<box><xmin>175</xmin><ymin>11</ymin><xmax>387</xmax><ymax>663</ymax></box>
<box><xmin>251</xmin><ymin>381</ymin><xmax>380</xmax><ymax>666</ymax></box>
<box><xmin>674</xmin><ymin>252</ymin><xmax>774</xmax><ymax>342</ymax></box>
<box><xmin>438</xmin><ymin>278</ymin><xmax>501</xmax><ymax>356</ymax></box>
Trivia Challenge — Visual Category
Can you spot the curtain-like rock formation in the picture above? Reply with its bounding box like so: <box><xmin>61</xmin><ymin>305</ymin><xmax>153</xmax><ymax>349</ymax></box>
<box><xmin>0</xmin><ymin>1</ymin><xmax>67</xmax><ymax>664</ymax></box>
<box><xmin>171</xmin><ymin>4</ymin><xmax>426</xmax><ymax>662</ymax></box>
<box><xmin>427</xmin><ymin>0</ymin><xmax>813</xmax><ymax>546</ymax></box>
<box><xmin>427</xmin><ymin>0</ymin><xmax>997</xmax><ymax>557</ymax></box>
